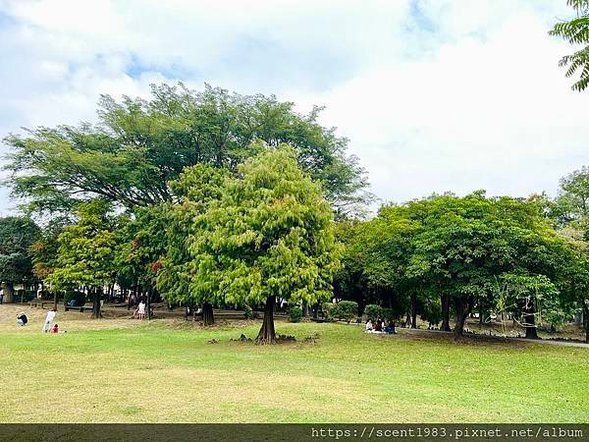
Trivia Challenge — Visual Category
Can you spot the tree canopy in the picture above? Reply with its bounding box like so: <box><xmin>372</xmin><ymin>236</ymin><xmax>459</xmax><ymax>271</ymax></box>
<box><xmin>336</xmin><ymin>192</ymin><xmax>572</xmax><ymax>338</ymax></box>
<box><xmin>3</xmin><ymin>83</ymin><xmax>368</xmax><ymax>217</ymax></box>
<box><xmin>550</xmin><ymin>0</ymin><xmax>589</xmax><ymax>91</ymax></box>
<box><xmin>0</xmin><ymin>216</ymin><xmax>40</xmax><ymax>302</ymax></box>
<box><xmin>48</xmin><ymin>200</ymin><xmax>121</xmax><ymax>318</ymax></box>
<box><xmin>185</xmin><ymin>146</ymin><xmax>339</xmax><ymax>343</ymax></box>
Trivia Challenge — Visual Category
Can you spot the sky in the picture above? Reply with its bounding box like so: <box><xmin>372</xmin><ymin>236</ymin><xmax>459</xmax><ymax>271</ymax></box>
<box><xmin>0</xmin><ymin>0</ymin><xmax>587</xmax><ymax>215</ymax></box>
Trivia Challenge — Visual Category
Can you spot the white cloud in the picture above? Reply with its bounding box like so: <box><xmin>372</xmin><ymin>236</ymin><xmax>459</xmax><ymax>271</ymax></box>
<box><xmin>0</xmin><ymin>0</ymin><xmax>586</xmax><ymax>216</ymax></box>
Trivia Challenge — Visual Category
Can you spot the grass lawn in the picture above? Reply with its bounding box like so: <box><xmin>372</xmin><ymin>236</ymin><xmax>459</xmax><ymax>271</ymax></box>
<box><xmin>0</xmin><ymin>304</ymin><xmax>587</xmax><ymax>423</ymax></box>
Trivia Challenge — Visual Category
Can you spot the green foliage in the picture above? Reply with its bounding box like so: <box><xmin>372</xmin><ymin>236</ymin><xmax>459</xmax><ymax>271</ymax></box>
<box><xmin>30</xmin><ymin>217</ymin><xmax>69</xmax><ymax>282</ymax></box>
<box><xmin>64</xmin><ymin>290</ymin><xmax>87</xmax><ymax>306</ymax></box>
<box><xmin>47</xmin><ymin>200</ymin><xmax>121</xmax><ymax>291</ymax></box>
<box><xmin>0</xmin><ymin>216</ymin><xmax>40</xmax><ymax>284</ymax></box>
<box><xmin>187</xmin><ymin>146</ymin><xmax>339</xmax><ymax>310</ymax></box>
<box><xmin>156</xmin><ymin>165</ymin><xmax>229</xmax><ymax>305</ymax></box>
<box><xmin>288</xmin><ymin>306</ymin><xmax>303</xmax><ymax>323</ymax></box>
<box><xmin>363</xmin><ymin>304</ymin><xmax>384</xmax><ymax>322</ymax></box>
<box><xmin>117</xmin><ymin>204</ymin><xmax>168</xmax><ymax>290</ymax></box>
<box><xmin>331</xmin><ymin>300</ymin><xmax>358</xmax><ymax>322</ymax></box>
<box><xmin>339</xmin><ymin>191</ymin><xmax>573</xmax><ymax>335</ymax></box>
<box><xmin>420</xmin><ymin>297</ymin><xmax>442</xmax><ymax>326</ymax></box>
<box><xmin>549</xmin><ymin>0</ymin><xmax>589</xmax><ymax>91</ymax></box>
<box><xmin>3</xmin><ymin>83</ymin><xmax>368</xmax><ymax>216</ymax></box>
<box><xmin>320</xmin><ymin>302</ymin><xmax>335</xmax><ymax>320</ymax></box>
<box><xmin>243</xmin><ymin>305</ymin><xmax>255</xmax><ymax>320</ymax></box>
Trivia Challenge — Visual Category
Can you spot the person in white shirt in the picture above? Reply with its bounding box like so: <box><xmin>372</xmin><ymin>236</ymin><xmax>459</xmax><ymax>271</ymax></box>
<box><xmin>42</xmin><ymin>309</ymin><xmax>57</xmax><ymax>333</ymax></box>
<box><xmin>137</xmin><ymin>300</ymin><xmax>146</xmax><ymax>319</ymax></box>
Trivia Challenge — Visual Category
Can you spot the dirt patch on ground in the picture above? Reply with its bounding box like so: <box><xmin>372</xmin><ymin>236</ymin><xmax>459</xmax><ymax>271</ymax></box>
<box><xmin>0</xmin><ymin>303</ymin><xmax>150</xmax><ymax>333</ymax></box>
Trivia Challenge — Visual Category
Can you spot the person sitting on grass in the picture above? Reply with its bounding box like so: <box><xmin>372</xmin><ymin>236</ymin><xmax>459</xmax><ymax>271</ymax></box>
<box><xmin>373</xmin><ymin>319</ymin><xmax>383</xmax><ymax>332</ymax></box>
<box><xmin>51</xmin><ymin>324</ymin><xmax>59</xmax><ymax>334</ymax></box>
<box><xmin>384</xmin><ymin>321</ymin><xmax>397</xmax><ymax>334</ymax></box>
<box><xmin>365</xmin><ymin>320</ymin><xmax>373</xmax><ymax>332</ymax></box>
<box><xmin>17</xmin><ymin>312</ymin><xmax>28</xmax><ymax>326</ymax></box>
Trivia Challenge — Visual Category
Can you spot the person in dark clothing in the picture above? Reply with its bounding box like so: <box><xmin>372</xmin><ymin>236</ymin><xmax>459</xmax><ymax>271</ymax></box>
<box><xmin>17</xmin><ymin>312</ymin><xmax>28</xmax><ymax>326</ymax></box>
<box><xmin>373</xmin><ymin>319</ymin><xmax>383</xmax><ymax>332</ymax></box>
<box><xmin>384</xmin><ymin>321</ymin><xmax>397</xmax><ymax>334</ymax></box>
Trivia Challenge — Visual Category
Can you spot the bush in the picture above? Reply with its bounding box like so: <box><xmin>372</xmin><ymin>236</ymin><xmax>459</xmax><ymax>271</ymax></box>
<box><xmin>320</xmin><ymin>303</ymin><xmax>335</xmax><ymax>320</ymax></box>
<box><xmin>64</xmin><ymin>291</ymin><xmax>86</xmax><ymax>306</ymax></box>
<box><xmin>381</xmin><ymin>307</ymin><xmax>396</xmax><ymax>323</ymax></box>
<box><xmin>242</xmin><ymin>306</ymin><xmax>260</xmax><ymax>319</ymax></box>
<box><xmin>288</xmin><ymin>306</ymin><xmax>303</xmax><ymax>323</ymax></box>
<box><xmin>364</xmin><ymin>304</ymin><xmax>384</xmax><ymax>322</ymax></box>
<box><xmin>331</xmin><ymin>300</ymin><xmax>359</xmax><ymax>322</ymax></box>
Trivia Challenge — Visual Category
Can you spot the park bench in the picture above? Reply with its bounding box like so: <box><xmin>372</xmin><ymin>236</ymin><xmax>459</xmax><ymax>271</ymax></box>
<box><xmin>64</xmin><ymin>301</ymin><xmax>87</xmax><ymax>312</ymax></box>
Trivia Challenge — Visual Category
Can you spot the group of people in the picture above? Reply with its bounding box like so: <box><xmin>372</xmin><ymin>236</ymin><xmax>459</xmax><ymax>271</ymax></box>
<box><xmin>15</xmin><ymin>308</ymin><xmax>62</xmax><ymax>333</ymax></box>
<box><xmin>365</xmin><ymin>319</ymin><xmax>397</xmax><ymax>334</ymax></box>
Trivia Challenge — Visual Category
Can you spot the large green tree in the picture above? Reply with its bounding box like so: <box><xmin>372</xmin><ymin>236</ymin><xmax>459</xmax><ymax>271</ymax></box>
<box><xmin>156</xmin><ymin>163</ymin><xmax>229</xmax><ymax>325</ymax></box>
<box><xmin>550</xmin><ymin>0</ymin><xmax>589</xmax><ymax>91</ymax></box>
<box><xmin>416</xmin><ymin>194</ymin><xmax>569</xmax><ymax>338</ymax></box>
<box><xmin>0</xmin><ymin>216</ymin><xmax>40</xmax><ymax>302</ymax></box>
<box><xmin>48</xmin><ymin>200</ymin><xmax>121</xmax><ymax>318</ymax></box>
<box><xmin>552</xmin><ymin>166</ymin><xmax>589</xmax><ymax>341</ymax></box>
<box><xmin>30</xmin><ymin>216</ymin><xmax>71</xmax><ymax>309</ymax></box>
<box><xmin>187</xmin><ymin>146</ymin><xmax>339</xmax><ymax>343</ymax></box>
<box><xmin>3</xmin><ymin>83</ymin><xmax>367</xmax><ymax>217</ymax></box>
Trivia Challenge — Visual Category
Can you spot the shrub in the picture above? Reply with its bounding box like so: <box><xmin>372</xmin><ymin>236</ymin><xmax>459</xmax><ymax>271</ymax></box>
<box><xmin>331</xmin><ymin>300</ymin><xmax>359</xmax><ymax>322</ymax></box>
<box><xmin>320</xmin><ymin>303</ymin><xmax>335</xmax><ymax>320</ymax></box>
<box><xmin>288</xmin><ymin>306</ymin><xmax>303</xmax><ymax>323</ymax></box>
<box><xmin>243</xmin><ymin>305</ymin><xmax>254</xmax><ymax>319</ymax></box>
<box><xmin>420</xmin><ymin>297</ymin><xmax>442</xmax><ymax>326</ymax></box>
<box><xmin>381</xmin><ymin>307</ymin><xmax>396</xmax><ymax>323</ymax></box>
<box><xmin>364</xmin><ymin>304</ymin><xmax>384</xmax><ymax>322</ymax></box>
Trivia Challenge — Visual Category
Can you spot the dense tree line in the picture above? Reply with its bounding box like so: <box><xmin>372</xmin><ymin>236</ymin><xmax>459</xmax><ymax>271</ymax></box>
<box><xmin>1</xmin><ymin>83</ymin><xmax>589</xmax><ymax>343</ymax></box>
<box><xmin>336</xmin><ymin>190</ymin><xmax>589</xmax><ymax>341</ymax></box>
<box><xmin>0</xmin><ymin>84</ymin><xmax>351</xmax><ymax>342</ymax></box>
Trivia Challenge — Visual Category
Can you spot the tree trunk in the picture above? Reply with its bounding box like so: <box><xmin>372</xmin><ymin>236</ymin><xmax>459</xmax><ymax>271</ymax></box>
<box><xmin>523</xmin><ymin>298</ymin><xmax>538</xmax><ymax>339</ymax></box>
<box><xmin>524</xmin><ymin>313</ymin><xmax>539</xmax><ymax>339</ymax></box>
<box><xmin>202</xmin><ymin>302</ymin><xmax>214</xmax><ymax>326</ymax></box>
<box><xmin>453</xmin><ymin>297</ymin><xmax>470</xmax><ymax>339</ymax></box>
<box><xmin>583</xmin><ymin>302</ymin><xmax>589</xmax><ymax>344</ymax></box>
<box><xmin>3</xmin><ymin>282</ymin><xmax>14</xmax><ymax>303</ymax></box>
<box><xmin>312</xmin><ymin>302</ymin><xmax>320</xmax><ymax>319</ymax></box>
<box><xmin>256</xmin><ymin>295</ymin><xmax>276</xmax><ymax>344</ymax></box>
<box><xmin>441</xmin><ymin>293</ymin><xmax>451</xmax><ymax>331</ymax></box>
<box><xmin>91</xmin><ymin>287</ymin><xmax>102</xmax><ymax>319</ymax></box>
<box><xmin>146</xmin><ymin>286</ymin><xmax>152</xmax><ymax>320</ymax></box>
<box><xmin>53</xmin><ymin>291</ymin><xmax>58</xmax><ymax>311</ymax></box>
<box><xmin>411</xmin><ymin>293</ymin><xmax>417</xmax><ymax>328</ymax></box>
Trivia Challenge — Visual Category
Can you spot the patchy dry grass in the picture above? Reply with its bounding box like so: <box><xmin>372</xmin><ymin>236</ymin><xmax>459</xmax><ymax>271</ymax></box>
<box><xmin>0</xmin><ymin>304</ymin><xmax>587</xmax><ymax>423</ymax></box>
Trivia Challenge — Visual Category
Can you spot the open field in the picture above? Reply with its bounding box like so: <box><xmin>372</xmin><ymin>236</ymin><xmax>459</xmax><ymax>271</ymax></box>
<box><xmin>0</xmin><ymin>304</ymin><xmax>587</xmax><ymax>423</ymax></box>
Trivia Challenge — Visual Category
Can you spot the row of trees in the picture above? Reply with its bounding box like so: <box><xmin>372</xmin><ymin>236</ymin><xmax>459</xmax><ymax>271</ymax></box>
<box><xmin>1</xmin><ymin>84</ymin><xmax>358</xmax><ymax>343</ymax></box>
<box><xmin>4</xmin><ymin>163</ymin><xmax>589</xmax><ymax>342</ymax></box>
<box><xmin>3</xmin><ymin>0</ymin><xmax>589</xmax><ymax>344</ymax></box>
<box><xmin>336</xmin><ymin>184</ymin><xmax>589</xmax><ymax>341</ymax></box>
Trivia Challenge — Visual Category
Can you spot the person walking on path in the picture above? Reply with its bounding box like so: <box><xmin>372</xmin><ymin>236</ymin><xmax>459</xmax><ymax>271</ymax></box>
<box><xmin>42</xmin><ymin>308</ymin><xmax>57</xmax><ymax>333</ymax></box>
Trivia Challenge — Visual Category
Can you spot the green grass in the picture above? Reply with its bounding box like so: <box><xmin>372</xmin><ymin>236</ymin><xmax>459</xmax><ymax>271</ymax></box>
<box><xmin>0</xmin><ymin>314</ymin><xmax>587</xmax><ymax>423</ymax></box>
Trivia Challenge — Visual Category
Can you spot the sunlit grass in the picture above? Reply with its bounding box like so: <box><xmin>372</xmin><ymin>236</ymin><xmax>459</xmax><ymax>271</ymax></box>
<box><xmin>0</xmin><ymin>304</ymin><xmax>587</xmax><ymax>423</ymax></box>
